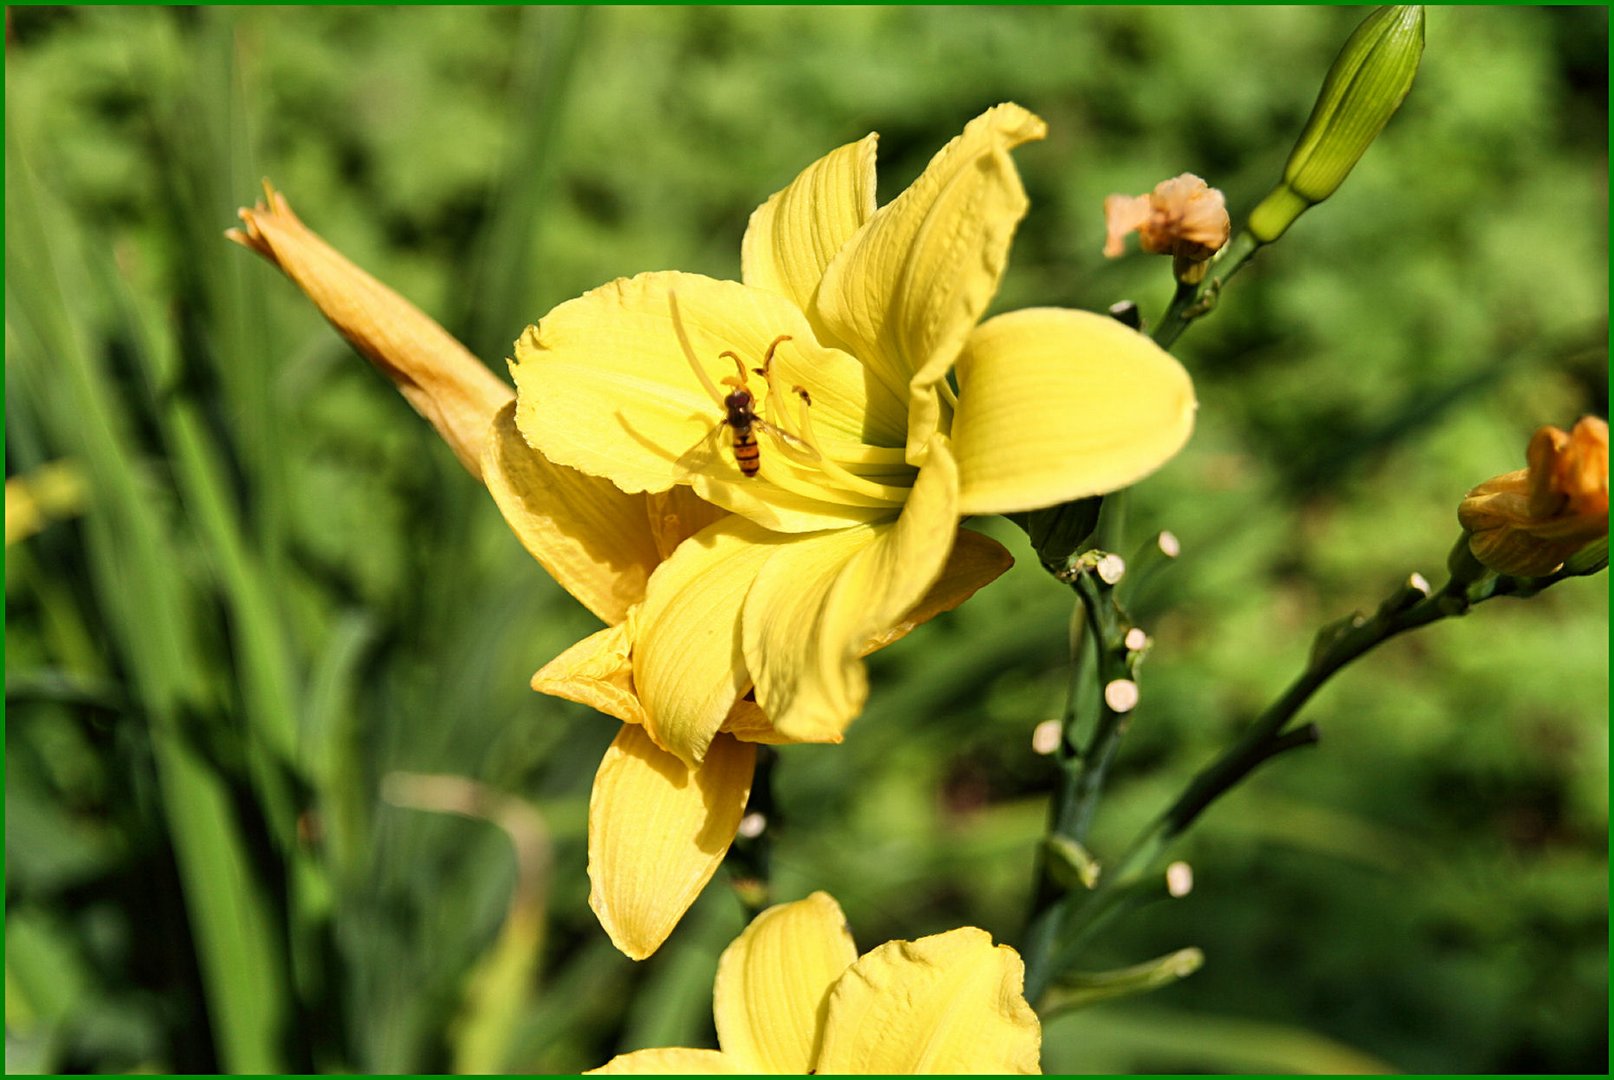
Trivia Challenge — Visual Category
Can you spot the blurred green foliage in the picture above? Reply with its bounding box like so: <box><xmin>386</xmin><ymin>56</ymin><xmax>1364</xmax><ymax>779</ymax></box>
<box><xmin>5</xmin><ymin>6</ymin><xmax>1606</xmax><ymax>1074</ymax></box>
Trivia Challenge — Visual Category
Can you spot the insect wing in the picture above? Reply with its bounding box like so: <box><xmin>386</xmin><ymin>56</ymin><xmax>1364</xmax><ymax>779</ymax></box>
<box><xmin>754</xmin><ymin>418</ymin><xmax>821</xmax><ymax>466</ymax></box>
<box><xmin>674</xmin><ymin>421</ymin><xmax>734</xmax><ymax>482</ymax></box>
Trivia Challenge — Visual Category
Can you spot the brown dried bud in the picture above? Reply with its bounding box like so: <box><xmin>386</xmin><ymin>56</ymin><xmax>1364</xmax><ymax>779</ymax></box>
<box><xmin>1103</xmin><ymin>173</ymin><xmax>1231</xmax><ymax>283</ymax></box>
<box><xmin>1458</xmin><ymin>416</ymin><xmax>1609</xmax><ymax>577</ymax></box>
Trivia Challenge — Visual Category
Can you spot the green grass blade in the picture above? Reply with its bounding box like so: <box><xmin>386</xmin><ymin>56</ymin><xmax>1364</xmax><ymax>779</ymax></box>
<box><xmin>6</xmin><ymin>114</ymin><xmax>291</xmax><ymax>1074</ymax></box>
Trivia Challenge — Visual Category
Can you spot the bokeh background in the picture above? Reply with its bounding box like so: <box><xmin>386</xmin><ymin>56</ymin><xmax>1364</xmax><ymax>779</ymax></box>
<box><xmin>5</xmin><ymin>5</ymin><xmax>1607</xmax><ymax>1074</ymax></box>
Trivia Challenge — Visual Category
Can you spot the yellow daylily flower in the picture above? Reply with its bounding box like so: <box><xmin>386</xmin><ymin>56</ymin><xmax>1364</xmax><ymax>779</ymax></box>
<box><xmin>589</xmin><ymin>891</ymin><xmax>1042</xmax><ymax>1075</ymax></box>
<box><xmin>228</xmin><ymin>183</ymin><xmax>1011</xmax><ymax>963</ymax></box>
<box><xmin>512</xmin><ymin>102</ymin><xmax>1197</xmax><ymax>767</ymax></box>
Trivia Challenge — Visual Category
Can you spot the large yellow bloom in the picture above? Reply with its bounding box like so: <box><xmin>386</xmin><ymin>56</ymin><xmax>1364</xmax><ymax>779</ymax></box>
<box><xmin>232</xmin><ymin>101</ymin><xmax>1194</xmax><ymax>965</ymax></box>
<box><xmin>512</xmin><ymin>101</ymin><xmax>1194</xmax><ymax>766</ymax></box>
<box><xmin>228</xmin><ymin>183</ymin><xmax>1007</xmax><ymax>964</ymax></box>
<box><xmin>589</xmin><ymin>891</ymin><xmax>1041</xmax><ymax>1075</ymax></box>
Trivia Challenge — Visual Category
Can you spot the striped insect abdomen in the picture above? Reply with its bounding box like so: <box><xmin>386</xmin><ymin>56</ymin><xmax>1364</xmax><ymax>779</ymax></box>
<box><xmin>732</xmin><ymin>428</ymin><xmax>760</xmax><ymax>477</ymax></box>
<box><xmin>724</xmin><ymin>387</ymin><xmax>762</xmax><ymax>478</ymax></box>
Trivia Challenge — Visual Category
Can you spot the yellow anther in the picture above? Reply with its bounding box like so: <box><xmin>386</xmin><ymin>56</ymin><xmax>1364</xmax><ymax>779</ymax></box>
<box><xmin>669</xmin><ymin>291</ymin><xmax>727</xmax><ymax>408</ymax></box>
<box><xmin>718</xmin><ymin>350</ymin><xmax>751</xmax><ymax>390</ymax></box>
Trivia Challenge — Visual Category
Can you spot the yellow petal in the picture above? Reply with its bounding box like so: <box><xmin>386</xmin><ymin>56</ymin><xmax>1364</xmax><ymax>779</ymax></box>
<box><xmin>718</xmin><ymin>698</ymin><xmax>793</xmax><ymax>746</ymax></box>
<box><xmin>713</xmin><ymin>892</ymin><xmax>860</xmax><ymax>1073</ymax></box>
<box><xmin>815</xmin><ymin>929</ymin><xmax>1041</xmax><ymax>1075</ymax></box>
<box><xmin>229</xmin><ymin>182</ymin><xmax>511</xmax><ymax>479</ymax></box>
<box><xmin>483</xmin><ymin>403</ymin><xmax>665</xmax><ymax>624</ymax></box>
<box><xmin>680</xmin><ymin>423</ymin><xmax>901</xmax><ymax>535</ymax></box>
<box><xmin>952</xmin><ymin>308</ymin><xmax>1196</xmax><ymax>515</ymax></box>
<box><xmin>645</xmin><ymin>485</ymin><xmax>732</xmax><ymax>561</ymax></box>
<box><xmin>634</xmin><ymin>516</ymin><xmax>788</xmax><ymax>765</ymax></box>
<box><xmin>814</xmin><ymin>104</ymin><xmax>1046</xmax><ymax>445</ymax></box>
<box><xmin>588</xmin><ymin>1048</ymin><xmax>747</xmax><ymax>1074</ymax></box>
<box><xmin>743</xmin><ymin>438</ymin><xmax>959</xmax><ymax>744</ymax></box>
<box><xmin>742</xmin><ymin>134</ymin><xmax>878</xmax><ymax>313</ymax></box>
<box><xmin>720</xmin><ymin>531</ymin><xmax>1011</xmax><ymax>730</ymax></box>
<box><xmin>861</xmin><ymin>527</ymin><xmax>1014</xmax><ymax>655</ymax></box>
<box><xmin>511</xmin><ymin>272</ymin><xmax>904</xmax><ymax>513</ymax></box>
<box><xmin>531</xmin><ymin>627</ymin><xmax>794</xmax><ymax>742</ymax></box>
<box><xmin>589</xmin><ymin>726</ymin><xmax>756</xmax><ymax>961</ymax></box>
<box><xmin>530</xmin><ymin>617</ymin><xmax>645</xmax><ymax>726</ymax></box>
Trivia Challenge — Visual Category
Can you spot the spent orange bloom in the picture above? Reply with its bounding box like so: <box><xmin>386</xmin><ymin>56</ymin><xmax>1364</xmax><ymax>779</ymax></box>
<box><xmin>1458</xmin><ymin>416</ymin><xmax>1609</xmax><ymax>577</ymax></box>
<box><xmin>1103</xmin><ymin>173</ymin><xmax>1230</xmax><ymax>283</ymax></box>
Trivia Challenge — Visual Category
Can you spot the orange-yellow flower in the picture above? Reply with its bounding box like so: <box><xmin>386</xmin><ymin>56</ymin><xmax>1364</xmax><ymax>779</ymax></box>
<box><xmin>1458</xmin><ymin>416</ymin><xmax>1609</xmax><ymax>576</ymax></box>
<box><xmin>508</xmin><ymin>105</ymin><xmax>1193</xmax><ymax>953</ymax></box>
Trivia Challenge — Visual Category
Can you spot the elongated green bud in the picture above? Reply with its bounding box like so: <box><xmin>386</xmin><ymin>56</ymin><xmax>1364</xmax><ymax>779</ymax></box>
<box><xmin>1046</xmin><ymin>947</ymin><xmax>1205</xmax><ymax>1011</ymax></box>
<box><xmin>1248</xmin><ymin>6</ymin><xmax>1425</xmax><ymax>243</ymax></box>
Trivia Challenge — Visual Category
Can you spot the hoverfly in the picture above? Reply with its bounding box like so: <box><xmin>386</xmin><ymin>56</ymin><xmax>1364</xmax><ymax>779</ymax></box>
<box><xmin>668</xmin><ymin>292</ymin><xmax>818</xmax><ymax>479</ymax></box>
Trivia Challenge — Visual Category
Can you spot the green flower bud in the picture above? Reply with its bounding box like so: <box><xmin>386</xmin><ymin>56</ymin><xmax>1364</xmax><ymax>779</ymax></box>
<box><xmin>1248</xmin><ymin>6</ymin><xmax>1425</xmax><ymax>243</ymax></box>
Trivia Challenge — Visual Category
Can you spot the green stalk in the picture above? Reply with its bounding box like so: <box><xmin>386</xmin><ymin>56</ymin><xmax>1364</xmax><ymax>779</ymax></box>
<box><xmin>458</xmin><ymin>5</ymin><xmax>593</xmax><ymax>360</ymax></box>
<box><xmin>1150</xmin><ymin>228</ymin><xmax>1261</xmax><ymax>350</ymax></box>
<box><xmin>7</xmin><ymin>117</ymin><xmax>291</xmax><ymax>1074</ymax></box>
<box><xmin>1034</xmin><ymin>541</ymin><xmax>1603</xmax><ymax>995</ymax></box>
<box><xmin>1021</xmin><ymin>556</ymin><xmax>1141</xmax><ymax>999</ymax></box>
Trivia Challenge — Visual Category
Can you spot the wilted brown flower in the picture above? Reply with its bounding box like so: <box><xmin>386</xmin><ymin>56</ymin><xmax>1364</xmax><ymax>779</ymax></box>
<box><xmin>1103</xmin><ymin>173</ymin><xmax>1230</xmax><ymax>283</ymax></box>
<box><xmin>1458</xmin><ymin>416</ymin><xmax>1609</xmax><ymax>577</ymax></box>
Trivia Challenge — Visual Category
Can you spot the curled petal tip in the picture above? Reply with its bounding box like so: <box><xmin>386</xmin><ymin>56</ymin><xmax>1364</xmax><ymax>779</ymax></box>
<box><xmin>225</xmin><ymin>180</ymin><xmax>511</xmax><ymax>479</ymax></box>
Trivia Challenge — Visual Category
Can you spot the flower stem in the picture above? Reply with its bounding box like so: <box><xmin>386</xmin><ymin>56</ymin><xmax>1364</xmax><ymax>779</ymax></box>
<box><xmin>726</xmin><ymin>745</ymin><xmax>776</xmax><ymax>919</ymax></box>
<box><xmin>1027</xmin><ymin>540</ymin><xmax>1600</xmax><ymax>1002</ymax></box>
<box><xmin>1151</xmin><ymin>228</ymin><xmax>1262</xmax><ymax>350</ymax></box>
<box><xmin>1021</xmin><ymin>557</ymin><xmax>1139</xmax><ymax>998</ymax></box>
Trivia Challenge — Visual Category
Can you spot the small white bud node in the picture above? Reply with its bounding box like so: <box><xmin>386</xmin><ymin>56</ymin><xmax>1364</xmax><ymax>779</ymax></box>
<box><xmin>1104</xmin><ymin>679</ymin><xmax>1140</xmax><ymax>713</ymax></box>
<box><xmin>1031</xmin><ymin>719</ymin><xmax>1063</xmax><ymax>756</ymax></box>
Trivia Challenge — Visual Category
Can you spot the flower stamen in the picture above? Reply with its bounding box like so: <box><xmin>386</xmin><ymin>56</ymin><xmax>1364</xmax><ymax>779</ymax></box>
<box><xmin>669</xmin><ymin>291</ymin><xmax>910</xmax><ymax>498</ymax></box>
<box><xmin>669</xmin><ymin>291</ymin><xmax>728</xmax><ymax>410</ymax></box>
<box><xmin>789</xmin><ymin>386</ymin><xmax>913</xmax><ymax>504</ymax></box>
